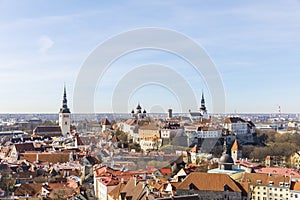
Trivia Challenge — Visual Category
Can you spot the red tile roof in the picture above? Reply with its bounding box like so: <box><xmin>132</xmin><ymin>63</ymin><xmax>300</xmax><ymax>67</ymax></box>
<box><xmin>14</xmin><ymin>143</ymin><xmax>35</xmax><ymax>152</ymax></box>
<box><xmin>120</xmin><ymin>178</ymin><xmax>148</xmax><ymax>200</ymax></box>
<box><xmin>254</xmin><ymin>167</ymin><xmax>300</xmax><ymax>178</ymax></box>
<box><xmin>239</xmin><ymin>172</ymin><xmax>290</xmax><ymax>187</ymax></box>
<box><xmin>19</xmin><ymin>152</ymin><xmax>71</xmax><ymax>164</ymax></box>
<box><xmin>108</xmin><ymin>182</ymin><xmax>126</xmax><ymax>199</ymax></box>
<box><xmin>33</xmin><ymin>126</ymin><xmax>62</xmax><ymax>136</ymax></box>
<box><xmin>159</xmin><ymin>167</ymin><xmax>172</xmax><ymax>177</ymax></box>
<box><xmin>177</xmin><ymin>172</ymin><xmax>242</xmax><ymax>192</ymax></box>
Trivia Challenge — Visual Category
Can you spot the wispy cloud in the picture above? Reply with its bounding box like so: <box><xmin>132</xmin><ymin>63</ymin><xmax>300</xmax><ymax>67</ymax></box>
<box><xmin>38</xmin><ymin>35</ymin><xmax>54</xmax><ymax>54</ymax></box>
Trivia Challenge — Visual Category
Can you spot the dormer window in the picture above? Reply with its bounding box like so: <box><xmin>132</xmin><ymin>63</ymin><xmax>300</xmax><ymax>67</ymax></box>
<box><xmin>285</xmin><ymin>183</ymin><xmax>290</xmax><ymax>187</ymax></box>
<box><xmin>224</xmin><ymin>184</ymin><xmax>229</xmax><ymax>191</ymax></box>
<box><xmin>279</xmin><ymin>182</ymin><xmax>284</xmax><ymax>187</ymax></box>
<box><xmin>189</xmin><ymin>183</ymin><xmax>196</xmax><ymax>190</ymax></box>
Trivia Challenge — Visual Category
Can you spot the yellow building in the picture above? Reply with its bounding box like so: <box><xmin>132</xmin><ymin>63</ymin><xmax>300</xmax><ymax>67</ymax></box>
<box><xmin>290</xmin><ymin>152</ymin><xmax>300</xmax><ymax>169</ymax></box>
<box><xmin>236</xmin><ymin>172</ymin><xmax>290</xmax><ymax>200</ymax></box>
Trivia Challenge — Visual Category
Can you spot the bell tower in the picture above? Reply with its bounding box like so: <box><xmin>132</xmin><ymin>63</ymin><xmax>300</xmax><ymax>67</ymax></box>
<box><xmin>59</xmin><ymin>85</ymin><xmax>71</xmax><ymax>137</ymax></box>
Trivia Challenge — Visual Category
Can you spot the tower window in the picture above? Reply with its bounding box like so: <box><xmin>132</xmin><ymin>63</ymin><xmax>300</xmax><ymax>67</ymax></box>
<box><xmin>65</xmin><ymin>122</ymin><xmax>67</xmax><ymax>125</ymax></box>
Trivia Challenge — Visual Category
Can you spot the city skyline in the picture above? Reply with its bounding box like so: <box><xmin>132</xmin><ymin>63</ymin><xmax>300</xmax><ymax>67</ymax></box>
<box><xmin>0</xmin><ymin>1</ymin><xmax>300</xmax><ymax>113</ymax></box>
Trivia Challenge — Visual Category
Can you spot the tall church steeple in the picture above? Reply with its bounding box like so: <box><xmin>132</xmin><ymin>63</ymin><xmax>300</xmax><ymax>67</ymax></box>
<box><xmin>60</xmin><ymin>85</ymin><xmax>70</xmax><ymax>113</ymax></box>
<box><xmin>59</xmin><ymin>85</ymin><xmax>71</xmax><ymax>137</ymax></box>
<box><xmin>200</xmin><ymin>92</ymin><xmax>207</xmax><ymax>115</ymax></box>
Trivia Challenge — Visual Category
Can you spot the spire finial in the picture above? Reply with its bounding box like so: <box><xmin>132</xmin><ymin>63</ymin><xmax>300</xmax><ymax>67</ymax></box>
<box><xmin>64</xmin><ymin>83</ymin><xmax>67</xmax><ymax>98</ymax></box>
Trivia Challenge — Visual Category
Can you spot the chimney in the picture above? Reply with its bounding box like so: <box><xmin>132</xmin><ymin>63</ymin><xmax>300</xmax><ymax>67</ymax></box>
<box><xmin>36</xmin><ymin>153</ymin><xmax>39</xmax><ymax>162</ymax></box>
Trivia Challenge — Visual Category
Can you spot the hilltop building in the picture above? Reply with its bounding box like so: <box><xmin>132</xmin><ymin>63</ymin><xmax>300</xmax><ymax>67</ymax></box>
<box><xmin>130</xmin><ymin>103</ymin><xmax>147</xmax><ymax>119</ymax></box>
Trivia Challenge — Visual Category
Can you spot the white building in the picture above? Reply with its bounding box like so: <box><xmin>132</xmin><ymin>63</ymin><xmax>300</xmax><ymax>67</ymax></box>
<box><xmin>184</xmin><ymin>125</ymin><xmax>222</xmax><ymax>146</ymax></box>
<box><xmin>139</xmin><ymin>138</ymin><xmax>162</xmax><ymax>151</ymax></box>
<box><xmin>118</xmin><ymin>119</ymin><xmax>139</xmax><ymax>142</ymax></box>
<box><xmin>224</xmin><ymin>117</ymin><xmax>255</xmax><ymax>135</ymax></box>
<box><xmin>235</xmin><ymin>173</ymin><xmax>291</xmax><ymax>200</ymax></box>
<box><xmin>161</xmin><ymin>128</ymin><xmax>183</xmax><ymax>139</ymax></box>
<box><xmin>160</xmin><ymin>122</ymin><xmax>183</xmax><ymax>139</ymax></box>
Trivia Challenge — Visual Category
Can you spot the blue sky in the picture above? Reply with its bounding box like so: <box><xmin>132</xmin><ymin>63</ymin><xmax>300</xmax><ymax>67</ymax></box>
<box><xmin>0</xmin><ymin>0</ymin><xmax>299</xmax><ymax>113</ymax></box>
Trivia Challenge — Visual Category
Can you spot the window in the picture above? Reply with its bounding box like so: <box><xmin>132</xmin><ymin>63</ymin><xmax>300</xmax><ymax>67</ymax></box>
<box><xmin>189</xmin><ymin>183</ymin><xmax>196</xmax><ymax>190</ymax></box>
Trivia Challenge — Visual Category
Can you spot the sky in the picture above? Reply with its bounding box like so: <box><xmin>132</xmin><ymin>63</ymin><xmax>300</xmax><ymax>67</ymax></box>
<box><xmin>0</xmin><ymin>0</ymin><xmax>300</xmax><ymax>114</ymax></box>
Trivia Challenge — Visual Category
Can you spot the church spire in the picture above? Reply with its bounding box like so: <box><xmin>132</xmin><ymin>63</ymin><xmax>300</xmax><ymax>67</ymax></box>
<box><xmin>60</xmin><ymin>85</ymin><xmax>70</xmax><ymax>113</ymax></box>
<box><xmin>200</xmin><ymin>91</ymin><xmax>207</xmax><ymax>114</ymax></box>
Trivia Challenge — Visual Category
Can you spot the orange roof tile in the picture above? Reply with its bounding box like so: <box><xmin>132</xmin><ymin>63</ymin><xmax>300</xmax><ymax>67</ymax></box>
<box><xmin>19</xmin><ymin>152</ymin><xmax>70</xmax><ymax>164</ymax></box>
<box><xmin>254</xmin><ymin>167</ymin><xmax>300</xmax><ymax>178</ymax></box>
<box><xmin>177</xmin><ymin>172</ymin><xmax>242</xmax><ymax>192</ymax></box>
<box><xmin>291</xmin><ymin>181</ymin><xmax>300</xmax><ymax>190</ymax></box>
<box><xmin>108</xmin><ymin>182</ymin><xmax>126</xmax><ymax>199</ymax></box>
<box><xmin>239</xmin><ymin>172</ymin><xmax>290</xmax><ymax>187</ymax></box>
<box><xmin>231</xmin><ymin>139</ymin><xmax>241</xmax><ymax>151</ymax></box>
<box><xmin>120</xmin><ymin>178</ymin><xmax>148</xmax><ymax>200</ymax></box>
